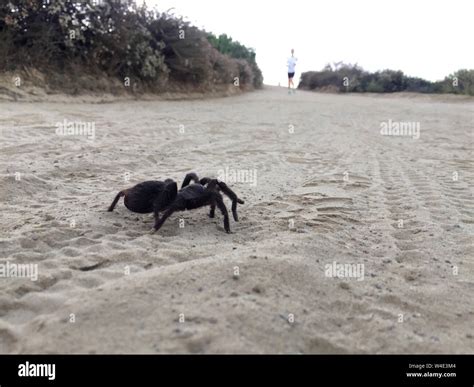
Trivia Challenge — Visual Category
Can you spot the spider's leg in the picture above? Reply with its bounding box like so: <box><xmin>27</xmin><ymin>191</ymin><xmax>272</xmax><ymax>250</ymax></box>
<box><xmin>205</xmin><ymin>179</ymin><xmax>219</xmax><ymax>190</ymax></box>
<box><xmin>108</xmin><ymin>190</ymin><xmax>126</xmax><ymax>212</ymax></box>
<box><xmin>153</xmin><ymin>202</ymin><xmax>161</xmax><ymax>224</ymax></box>
<box><xmin>153</xmin><ymin>204</ymin><xmax>178</xmax><ymax>232</ymax></box>
<box><xmin>181</xmin><ymin>173</ymin><xmax>200</xmax><ymax>189</ymax></box>
<box><xmin>203</xmin><ymin>179</ymin><xmax>217</xmax><ymax>217</ymax></box>
<box><xmin>213</xmin><ymin>193</ymin><xmax>230</xmax><ymax>233</ymax></box>
<box><xmin>154</xmin><ymin>182</ymin><xmax>177</xmax><ymax>209</ymax></box>
<box><xmin>153</xmin><ymin>182</ymin><xmax>178</xmax><ymax>228</ymax></box>
<box><xmin>199</xmin><ymin>177</ymin><xmax>211</xmax><ymax>186</ymax></box>
<box><xmin>216</xmin><ymin>181</ymin><xmax>244</xmax><ymax>221</ymax></box>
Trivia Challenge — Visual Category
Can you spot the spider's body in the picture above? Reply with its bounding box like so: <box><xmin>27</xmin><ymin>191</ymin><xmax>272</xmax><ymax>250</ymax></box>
<box><xmin>171</xmin><ymin>183</ymin><xmax>207</xmax><ymax>210</ymax></box>
<box><xmin>107</xmin><ymin>173</ymin><xmax>244</xmax><ymax>233</ymax></box>
<box><xmin>108</xmin><ymin>179</ymin><xmax>174</xmax><ymax>214</ymax></box>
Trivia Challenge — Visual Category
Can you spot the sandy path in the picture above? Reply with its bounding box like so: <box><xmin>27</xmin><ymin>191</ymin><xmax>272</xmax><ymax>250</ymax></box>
<box><xmin>0</xmin><ymin>87</ymin><xmax>473</xmax><ymax>353</ymax></box>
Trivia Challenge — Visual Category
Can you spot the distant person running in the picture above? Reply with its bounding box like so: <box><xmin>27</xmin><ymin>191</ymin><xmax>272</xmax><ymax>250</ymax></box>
<box><xmin>287</xmin><ymin>49</ymin><xmax>297</xmax><ymax>94</ymax></box>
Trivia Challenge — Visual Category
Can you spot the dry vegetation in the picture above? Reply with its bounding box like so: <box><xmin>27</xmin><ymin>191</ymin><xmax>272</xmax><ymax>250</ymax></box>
<box><xmin>0</xmin><ymin>0</ymin><xmax>263</xmax><ymax>95</ymax></box>
<box><xmin>299</xmin><ymin>63</ymin><xmax>474</xmax><ymax>95</ymax></box>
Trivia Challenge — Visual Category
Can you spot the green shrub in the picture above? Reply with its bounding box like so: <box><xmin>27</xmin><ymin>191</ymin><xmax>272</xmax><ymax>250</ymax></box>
<box><xmin>208</xmin><ymin>32</ymin><xmax>263</xmax><ymax>88</ymax></box>
<box><xmin>440</xmin><ymin>69</ymin><xmax>474</xmax><ymax>96</ymax></box>
<box><xmin>299</xmin><ymin>62</ymin><xmax>473</xmax><ymax>95</ymax></box>
<box><xmin>0</xmin><ymin>0</ymin><xmax>263</xmax><ymax>92</ymax></box>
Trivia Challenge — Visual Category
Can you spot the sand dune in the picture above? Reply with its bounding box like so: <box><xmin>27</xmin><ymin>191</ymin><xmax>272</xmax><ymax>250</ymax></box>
<box><xmin>0</xmin><ymin>87</ymin><xmax>473</xmax><ymax>353</ymax></box>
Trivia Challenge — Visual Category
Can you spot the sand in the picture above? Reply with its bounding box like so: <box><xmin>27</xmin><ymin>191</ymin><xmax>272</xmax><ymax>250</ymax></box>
<box><xmin>0</xmin><ymin>86</ymin><xmax>473</xmax><ymax>353</ymax></box>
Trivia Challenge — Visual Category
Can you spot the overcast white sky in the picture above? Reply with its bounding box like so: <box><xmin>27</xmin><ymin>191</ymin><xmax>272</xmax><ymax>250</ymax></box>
<box><xmin>144</xmin><ymin>0</ymin><xmax>473</xmax><ymax>86</ymax></box>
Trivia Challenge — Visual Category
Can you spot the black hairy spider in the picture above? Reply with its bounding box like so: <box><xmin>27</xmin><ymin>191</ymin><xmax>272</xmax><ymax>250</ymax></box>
<box><xmin>107</xmin><ymin>178</ymin><xmax>175</xmax><ymax>214</ymax></box>
<box><xmin>107</xmin><ymin>173</ymin><xmax>244</xmax><ymax>233</ymax></box>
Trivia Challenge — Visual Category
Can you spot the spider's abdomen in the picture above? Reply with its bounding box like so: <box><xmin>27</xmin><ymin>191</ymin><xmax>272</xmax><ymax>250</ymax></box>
<box><xmin>124</xmin><ymin>181</ymin><xmax>167</xmax><ymax>213</ymax></box>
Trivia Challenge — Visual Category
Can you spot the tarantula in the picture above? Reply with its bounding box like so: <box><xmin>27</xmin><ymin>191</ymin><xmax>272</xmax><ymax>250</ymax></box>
<box><xmin>107</xmin><ymin>173</ymin><xmax>244</xmax><ymax>233</ymax></box>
